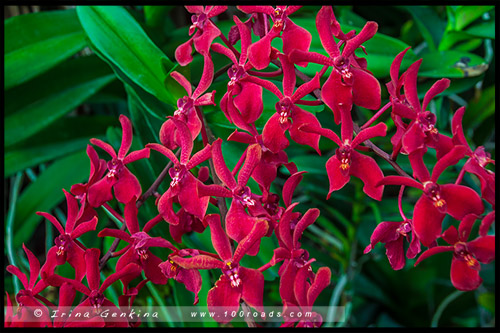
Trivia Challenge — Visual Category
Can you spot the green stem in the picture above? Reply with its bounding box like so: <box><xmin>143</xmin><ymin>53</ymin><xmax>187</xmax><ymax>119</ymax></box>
<box><xmin>431</xmin><ymin>290</ymin><xmax>464</xmax><ymax>327</ymax></box>
<box><xmin>6</xmin><ymin>172</ymin><xmax>24</xmax><ymax>295</ymax></box>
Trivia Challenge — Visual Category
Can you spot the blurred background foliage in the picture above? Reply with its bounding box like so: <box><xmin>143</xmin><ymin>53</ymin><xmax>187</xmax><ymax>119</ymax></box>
<box><xmin>4</xmin><ymin>5</ymin><xmax>495</xmax><ymax>328</ymax></box>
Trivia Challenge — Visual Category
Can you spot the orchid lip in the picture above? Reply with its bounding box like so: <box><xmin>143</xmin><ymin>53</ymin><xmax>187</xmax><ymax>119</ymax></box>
<box><xmin>223</xmin><ymin>262</ymin><xmax>241</xmax><ymax>288</ymax></box>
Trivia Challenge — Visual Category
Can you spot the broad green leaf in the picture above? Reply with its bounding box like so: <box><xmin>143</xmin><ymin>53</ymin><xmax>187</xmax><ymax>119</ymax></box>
<box><xmin>76</xmin><ymin>6</ymin><xmax>176</xmax><ymax>104</ymax></box>
<box><xmin>12</xmin><ymin>150</ymin><xmax>90</xmax><ymax>248</ymax></box>
<box><xmin>454</xmin><ymin>6</ymin><xmax>494</xmax><ymax>31</ymax></box>
<box><xmin>418</xmin><ymin>50</ymin><xmax>488</xmax><ymax>78</ymax></box>
<box><xmin>4</xmin><ymin>9</ymin><xmax>87</xmax><ymax>89</ymax></box>
<box><xmin>5</xmin><ymin>56</ymin><xmax>115</xmax><ymax>147</ymax></box>
<box><xmin>465</xmin><ymin>21</ymin><xmax>495</xmax><ymax>39</ymax></box>
<box><xmin>144</xmin><ymin>6</ymin><xmax>173</xmax><ymax>27</ymax></box>
<box><xmin>399</xmin><ymin>6</ymin><xmax>446</xmax><ymax>52</ymax></box>
<box><xmin>477</xmin><ymin>292</ymin><xmax>495</xmax><ymax>313</ymax></box>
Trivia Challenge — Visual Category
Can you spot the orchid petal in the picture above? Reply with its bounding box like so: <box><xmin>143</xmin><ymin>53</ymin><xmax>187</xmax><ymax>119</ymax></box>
<box><xmin>211</xmin><ymin>139</ymin><xmax>238</xmax><ymax>190</ymax></box>
<box><xmin>413</xmin><ymin>196</ymin><xmax>446</xmax><ymax>247</ymax></box>
<box><xmin>468</xmin><ymin>236</ymin><xmax>495</xmax><ymax>264</ymax></box>
<box><xmin>325</xmin><ymin>155</ymin><xmax>350</xmax><ymax>200</ymax></box>
<box><xmin>262</xmin><ymin>113</ymin><xmax>290</xmax><ymax>153</ymax></box>
<box><xmin>170</xmin><ymin>71</ymin><xmax>193</xmax><ymax>96</ymax></box>
<box><xmin>114</xmin><ymin>167</ymin><xmax>142</xmax><ymax>204</ymax></box>
<box><xmin>233</xmin><ymin>219</ymin><xmax>269</xmax><ymax>263</ymax></box>
<box><xmin>422</xmin><ymin>78</ymin><xmax>450</xmax><ymax>112</ymax></box>
<box><xmin>351</xmin><ymin>67</ymin><xmax>381</xmax><ymax>110</ymax></box>
<box><xmin>206</xmin><ymin>214</ymin><xmax>233</xmax><ymax>262</ymax></box>
<box><xmin>90</xmin><ymin>138</ymin><xmax>117</xmax><ymax>159</ymax></box>
<box><xmin>440</xmin><ymin>184</ymin><xmax>484</xmax><ymax>220</ymax></box>
<box><xmin>240</xmin><ymin>267</ymin><xmax>265</xmax><ymax>312</ymax></box>
<box><xmin>283</xmin><ymin>171</ymin><xmax>307</xmax><ymax>207</ymax></box>
<box><xmin>293</xmin><ymin>208</ymin><xmax>320</xmax><ymax>249</ymax></box>
<box><xmin>450</xmin><ymin>257</ymin><xmax>482</xmax><ymax>291</ymax></box>
<box><xmin>350</xmin><ymin>151</ymin><xmax>385</xmax><ymax>201</ymax></box>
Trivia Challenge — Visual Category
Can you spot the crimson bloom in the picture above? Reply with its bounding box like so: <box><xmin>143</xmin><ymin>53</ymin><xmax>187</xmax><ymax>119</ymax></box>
<box><xmin>452</xmin><ymin>106</ymin><xmax>495</xmax><ymax>208</ymax></box>
<box><xmin>237</xmin><ymin>6</ymin><xmax>311</xmax><ymax>70</ymax></box>
<box><xmin>302</xmin><ymin>118</ymin><xmax>387</xmax><ymax>200</ymax></box>
<box><xmin>148</xmin><ymin>120</ymin><xmax>213</xmax><ymax>223</ymax></box>
<box><xmin>281</xmin><ymin>264</ymin><xmax>331</xmax><ymax>328</ymax></box>
<box><xmin>243</xmin><ymin>54</ymin><xmax>323</xmax><ymax>153</ymax></box>
<box><xmin>415</xmin><ymin>214</ymin><xmax>495</xmax><ymax>291</ymax></box>
<box><xmin>212</xmin><ymin>16</ymin><xmax>263</xmax><ymax>134</ymax></box>
<box><xmin>46</xmin><ymin>248</ymin><xmax>141</xmax><ymax>327</ymax></box>
<box><xmin>98</xmin><ymin>197</ymin><xmax>177</xmax><ymax>290</ymax></box>
<box><xmin>289</xmin><ymin>6</ymin><xmax>380</xmax><ymax>124</ymax></box>
<box><xmin>170</xmin><ymin>215</ymin><xmax>268</xmax><ymax>323</ymax></box>
<box><xmin>160</xmin><ymin>55</ymin><xmax>215</xmax><ymax>150</ymax></box>
<box><xmin>38</xmin><ymin>189</ymin><xmax>97</xmax><ymax>281</ymax></box>
<box><xmin>175</xmin><ymin>6</ymin><xmax>227</xmax><ymax>66</ymax></box>
<box><xmin>6</xmin><ymin>244</ymin><xmax>52</xmax><ymax>327</ymax></box>
<box><xmin>378</xmin><ymin>145</ymin><xmax>484</xmax><ymax>246</ymax></box>
<box><xmin>88</xmin><ymin>115</ymin><xmax>150</xmax><ymax>207</ymax></box>
<box><xmin>198</xmin><ymin>140</ymin><xmax>265</xmax><ymax>254</ymax></box>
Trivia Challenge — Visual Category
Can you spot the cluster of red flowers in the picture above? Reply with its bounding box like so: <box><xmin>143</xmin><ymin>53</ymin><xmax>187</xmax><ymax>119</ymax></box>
<box><xmin>6</xmin><ymin>6</ymin><xmax>495</xmax><ymax>328</ymax></box>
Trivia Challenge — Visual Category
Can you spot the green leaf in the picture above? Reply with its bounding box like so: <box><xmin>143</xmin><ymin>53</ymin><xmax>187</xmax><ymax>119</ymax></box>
<box><xmin>4</xmin><ymin>9</ymin><xmax>87</xmax><ymax>89</ymax></box>
<box><xmin>12</xmin><ymin>150</ymin><xmax>90</xmax><ymax>248</ymax></box>
<box><xmin>399</xmin><ymin>6</ymin><xmax>446</xmax><ymax>52</ymax></box>
<box><xmin>418</xmin><ymin>50</ymin><xmax>488</xmax><ymax>78</ymax></box>
<box><xmin>465</xmin><ymin>20</ymin><xmax>495</xmax><ymax>39</ymax></box>
<box><xmin>76</xmin><ymin>6</ymin><xmax>176</xmax><ymax>104</ymax></box>
<box><xmin>4</xmin><ymin>56</ymin><xmax>115</xmax><ymax>147</ymax></box>
<box><xmin>454</xmin><ymin>6</ymin><xmax>494</xmax><ymax>31</ymax></box>
<box><xmin>477</xmin><ymin>292</ymin><xmax>495</xmax><ymax>313</ymax></box>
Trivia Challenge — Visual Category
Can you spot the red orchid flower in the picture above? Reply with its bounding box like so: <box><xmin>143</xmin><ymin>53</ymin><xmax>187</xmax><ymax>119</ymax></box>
<box><xmin>148</xmin><ymin>121</ymin><xmax>213</xmax><ymax>223</ymax></box>
<box><xmin>70</xmin><ymin>145</ymin><xmax>107</xmax><ymax>224</ymax></box>
<box><xmin>237</xmin><ymin>5</ymin><xmax>311</xmax><ymax>70</ymax></box>
<box><xmin>6</xmin><ymin>244</ymin><xmax>52</xmax><ymax>327</ymax></box>
<box><xmin>159</xmin><ymin>249</ymin><xmax>204</xmax><ymax>305</ymax></box>
<box><xmin>198</xmin><ymin>140</ymin><xmax>265</xmax><ymax>254</ymax></box>
<box><xmin>52</xmin><ymin>282</ymin><xmax>76</xmax><ymax>327</ymax></box>
<box><xmin>170</xmin><ymin>215</ymin><xmax>269</xmax><ymax>323</ymax></box>
<box><xmin>452</xmin><ymin>106</ymin><xmax>495</xmax><ymax>208</ymax></box>
<box><xmin>175</xmin><ymin>6</ymin><xmax>227</xmax><ymax>66</ymax></box>
<box><xmin>98</xmin><ymin>197</ymin><xmax>177</xmax><ymax>290</ymax></box>
<box><xmin>38</xmin><ymin>189</ymin><xmax>97</xmax><ymax>281</ymax></box>
<box><xmin>118</xmin><ymin>280</ymin><xmax>150</xmax><ymax>328</ymax></box>
<box><xmin>243</xmin><ymin>54</ymin><xmax>323</xmax><ymax>153</ymax></box>
<box><xmin>227</xmin><ymin>129</ymin><xmax>296</xmax><ymax>194</ymax></box>
<box><xmin>46</xmin><ymin>248</ymin><xmax>142</xmax><ymax>327</ymax></box>
<box><xmin>289</xmin><ymin>6</ymin><xmax>380</xmax><ymax>124</ymax></box>
<box><xmin>364</xmin><ymin>186</ymin><xmax>421</xmax><ymax>270</ymax></box>
<box><xmin>212</xmin><ymin>16</ymin><xmax>263</xmax><ymax>134</ymax></box>
<box><xmin>88</xmin><ymin>115</ymin><xmax>150</xmax><ymax>207</ymax></box>
<box><xmin>378</xmin><ymin>145</ymin><xmax>484</xmax><ymax>246</ymax></box>
<box><xmin>415</xmin><ymin>214</ymin><xmax>495</xmax><ymax>291</ymax></box>
<box><xmin>301</xmin><ymin>119</ymin><xmax>387</xmax><ymax>201</ymax></box>
<box><xmin>387</xmin><ymin>52</ymin><xmax>453</xmax><ymax>160</ymax></box>
<box><xmin>160</xmin><ymin>54</ymin><xmax>216</xmax><ymax>150</ymax></box>
<box><xmin>271</xmin><ymin>203</ymin><xmax>320</xmax><ymax>305</ymax></box>
<box><xmin>479</xmin><ymin>211</ymin><xmax>495</xmax><ymax>237</ymax></box>
<box><xmin>281</xmin><ymin>264</ymin><xmax>331</xmax><ymax>328</ymax></box>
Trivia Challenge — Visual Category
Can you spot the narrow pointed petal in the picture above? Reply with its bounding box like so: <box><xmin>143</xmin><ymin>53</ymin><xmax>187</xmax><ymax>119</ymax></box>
<box><xmin>292</xmin><ymin>72</ymin><xmax>321</xmax><ymax>103</ymax></box>
<box><xmin>100</xmin><ymin>263</ymin><xmax>142</xmax><ymax>293</ymax></box>
<box><xmin>171</xmin><ymin>255</ymin><xmax>224</xmax><ymax>270</ymax></box>
<box><xmin>283</xmin><ymin>171</ymin><xmax>307</xmax><ymax>207</ymax></box>
<box><xmin>451</xmin><ymin>106</ymin><xmax>468</xmax><ymax>147</ymax></box>
<box><xmin>343</xmin><ymin>21</ymin><xmax>378</xmax><ymax>57</ymax></box>
<box><xmin>122</xmin><ymin>148</ymin><xmax>150</xmax><ymax>165</ymax></box>
<box><xmin>352</xmin><ymin>123</ymin><xmax>387</xmax><ymax>148</ymax></box>
<box><xmin>293</xmin><ymin>208</ymin><xmax>320</xmax><ymax>249</ymax></box>
<box><xmin>90</xmin><ymin>138</ymin><xmax>117</xmax><ymax>159</ymax></box>
<box><xmin>233</xmin><ymin>219</ymin><xmax>269</xmax><ymax>263</ymax></box>
<box><xmin>262</xmin><ymin>113</ymin><xmax>289</xmax><ymax>153</ymax></box>
<box><xmin>422</xmin><ymin>78</ymin><xmax>450</xmax><ymax>112</ymax></box>
<box><xmin>146</xmin><ymin>143</ymin><xmax>180</xmax><ymax>165</ymax></box>
<box><xmin>479</xmin><ymin>211</ymin><xmax>495</xmax><ymax>237</ymax></box>
<box><xmin>192</xmin><ymin>54</ymin><xmax>215</xmax><ymax>99</ymax></box>
<box><xmin>413</xmin><ymin>196</ymin><xmax>446</xmax><ymax>247</ymax></box>
<box><xmin>278</xmin><ymin>203</ymin><xmax>300</xmax><ymax>250</ymax></box>
<box><xmin>36</xmin><ymin>212</ymin><xmax>64</xmax><ymax>235</ymax></box>
<box><xmin>390</xmin><ymin>47</ymin><xmax>411</xmax><ymax>89</ymax></box>
<box><xmin>237</xmin><ymin>144</ymin><xmax>262</xmax><ymax>186</ymax></box>
<box><xmin>377</xmin><ymin>175</ymin><xmax>423</xmax><ymax>189</ymax></box>
<box><xmin>279</xmin><ymin>261</ymin><xmax>299</xmax><ymax>304</ymax></box>
<box><xmin>66</xmin><ymin>244</ymin><xmax>86</xmax><ymax>282</ymax></box>
<box><xmin>350</xmin><ymin>151</ymin><xmax>385</xmax><ymax>201</ymax></box>
<box><xmin>22</xmin><ymin>244</ymin><xmax>40</xmax><ymax>290</ymax></box>
<box><xmin>430</xmin><ymin>146</ymin><xmax>467</xmax><ymax>183</ymax></box>
<box><xmin>403</xmin><ymin>60</ymin><xmax>422</xmax><ymax>112</ymax></box>
<box><xmin>206</xmin><ymin>214</ymin><xmax>233</xmax><ymax>262</ymax></box>
<box><xmin>414</xmin><ymin>245</ymin><xmax>453</xmax><ymax>266</ymax></box>
<box><xmin>170</xmin><ymin>71</ymin><xmax>193</xmax><ymax>96</ymax></box>
<box><xmin>458</xmin><ymin>214</ymin><xmax>478</xmax><ymax>242</ymax></box>
<box><xmin>6</xmin><ymin>265</ymin><xmax>29</xmax><ymax>290</ymax></box>
<box><xmin>279</xmin><ymin>53</ymin><xmax>296</xmax><ymax>97</ymax></box>
<box><xmin>450</xmin><ymin>257</ymin><xmax>482</xmax><ymax>291</ymax></box>
<box><xmin>71</xmin><ymin>216</ymin><xmax>98</xmax><ymax>239</ymax></box>
<box><xmin>175</xmin><ymin>268</ymin><xmax>202</xmax><ymax>305</ymax></box>
<box><xmin>406</xmin><ymin>230</ymin><xmax>421</xmax><ymax>259</ymax></box>
<box><xmin>175</xmin><ymin>37</ymin><xmax>194</xmax><ymax>66</ymax></box>
<box><xmin>118</xmin><ymin>115</ymin><xmax>133</xmax><ymax>159</ymax></box>
<box><xmin>408</xmin><ymin>148</ymin><xmax>431</xmax><ymax>182</ymax></box>
<box><xmin>85</xmin><ymin>248</ymin><xmax>101</xmax><ymax>290</ymax></box>
<box><xmin>248</xmin><ymin>29</ymin><xmax>279</xmax><ymax>70</ymax></box>
<box><xmin>364</xmin><ymin>221</ymin><xmax>401</xmax><ymax>254</ymax></box>
<box><xmin>307</xmin><ymin>266</ymin><xmax>331</xmax><ymax>306</ymax></box>
<box><xmin>300</xmin><ymin>124</ymin><xmax>342</xmax><ymax>146</ymax></box>
<box><xmin>98</xmin><ymin>228</ymin><xmax>132</xmax><ymax>243</ymax></box>
<box><xmin>440</xmin><ymin>184</ymin><xmax>484</xmax><ymax>220</ymax></box>
<box><xmin>123</xmin><ymin>198</ymin><xmax>140</xmax><ymax>234</ymax></box>
<box><xmin>243</xmin><ymin>74</ymin><xmax>284</xmax><ymax>99</ymax></box>
<box><xmin>62</xmin><ymin>189</ymin><xmax>79</xmax><ymax>233</ymax></box>
<box><xmin>316</xmin><ymin>6</ymin><xmax>340</xmax><ymax>58</ymax></box>
<box><xmin>211</xmin><ymin>139</ymin><xmax>238</xmax><ymax>190</ymax></box>
<box><xmin>240</xmin><ymin>267</ymin><xmax>265</xmax><ymax>312</ymax></box>
<box><xmin>193</xmin><ymin>21</ymin><xmax>221</xmax><ymax>58</ymax></box>
<box><xmin>289</xmin><ymin>49</ymin><xmax>333</xmax><ymax>67</ymax></box>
